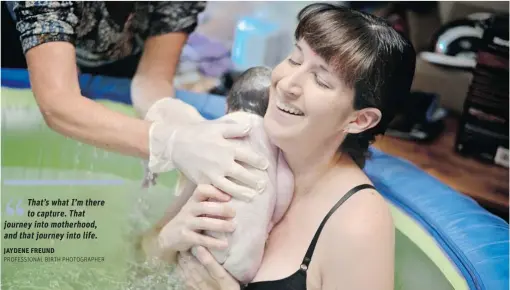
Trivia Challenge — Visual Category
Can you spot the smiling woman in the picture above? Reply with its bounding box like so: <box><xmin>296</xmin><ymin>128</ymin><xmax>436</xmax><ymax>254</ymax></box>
<box><xmin>144</xmin><ymin>3</ymin><xmax>417</xmax><ymax>290</ymax></box>
<box><xmin>265</xmin><ymin>3</ymin><xmax>416</xmax><ymax>169</ymax></box>
<box><xmin>244</xmin><ymin>3</ymin><xmax>416</xmax><ymax>289</ymax></box>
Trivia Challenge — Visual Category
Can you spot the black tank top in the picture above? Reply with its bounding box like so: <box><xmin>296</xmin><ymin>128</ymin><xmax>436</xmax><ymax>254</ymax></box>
<box><xmin>242</xmin><ymin>184</ymin><xmax>375</xmax><ymax>290</ymax></box>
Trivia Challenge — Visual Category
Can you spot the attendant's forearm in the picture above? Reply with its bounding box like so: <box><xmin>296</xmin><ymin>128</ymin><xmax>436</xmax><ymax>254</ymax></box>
<box><xmin>43</xmin><ymin>93</ymin><xmax>151</xmax><ymax>159</ymax></box>
<box><xmin>25</xmin><ymin>42</ymin><xmax>152</xmax><ymax>159</ymax></box>
<box><xmin>131</xmin><ymin>74</ymin><xmax>175</xmax><ymax>117</ymax></box>
<box><xmin>132</xmin><ymin>32</ymin><xmax>188</xmax><ymax>117</ymax></box>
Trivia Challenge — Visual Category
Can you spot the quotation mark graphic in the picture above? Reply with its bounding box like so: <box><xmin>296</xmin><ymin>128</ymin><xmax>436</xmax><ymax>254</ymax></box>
<box><xmin>6</xmin><ymin>199</ymin><xmax>24</xmax><ymax>216</ymax></box>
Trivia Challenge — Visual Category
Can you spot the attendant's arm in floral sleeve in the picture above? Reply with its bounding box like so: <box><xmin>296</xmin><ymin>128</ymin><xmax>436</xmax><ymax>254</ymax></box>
<box><xmin>15</xmin><ymin>1</ymin><xmax>152</xmax><ymax>158</ymax></box>
<box><xmin>131</xmin><ymin>2</ymin><xmax>207</xmax><ymax>117</ymax></box>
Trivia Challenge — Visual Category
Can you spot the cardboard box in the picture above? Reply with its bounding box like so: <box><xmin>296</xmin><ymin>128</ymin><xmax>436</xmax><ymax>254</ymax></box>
<box><xmin>409</xmin><ymin>1</ymin><xmax>509</xmax><ymax>114</ymax></box>
<box><xmin>439</xmin><ymin>1</ymin><xmax>509</xmax><ymax>23</ymax></box>
<box><xmin>411</xmin><ymin>58</ymin><xmax>473</xmax><ymax>114</ymax></box>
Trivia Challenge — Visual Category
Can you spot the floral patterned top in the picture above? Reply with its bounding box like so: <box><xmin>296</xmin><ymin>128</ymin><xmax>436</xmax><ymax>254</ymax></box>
<box><xmin>12</xmin><ymin>1</ymin><xmax>206</xmax><ymax>67</ymax></box>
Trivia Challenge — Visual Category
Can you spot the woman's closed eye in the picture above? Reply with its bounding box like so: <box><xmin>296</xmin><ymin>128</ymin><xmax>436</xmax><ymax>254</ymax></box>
<box><xmin>314</xmin><ymin>73</ymin><xmax>330</xmax><ymax>89</ymax></box>
<box><xmin>288</xmin><ymin>58</ymin><xmax>301</xmax><ymax>66</ymax></box>
<box><xmin>288</xmin><ymin>57</ymin><xmax>331</xmax><ymax>89</ymax></box>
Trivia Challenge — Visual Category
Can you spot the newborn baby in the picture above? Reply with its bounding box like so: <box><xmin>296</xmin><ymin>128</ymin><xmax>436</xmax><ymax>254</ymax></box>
<box><xmin>144</xmin><ymin>67</ymin><xmax>294</xmax><ymax>284</ymax></box>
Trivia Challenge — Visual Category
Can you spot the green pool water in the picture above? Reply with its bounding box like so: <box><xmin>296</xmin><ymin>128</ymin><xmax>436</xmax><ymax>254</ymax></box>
<box><xmin>2</xmin><ymin>89</ymin><xmax>184</xmax><ymax>289</ymax></box>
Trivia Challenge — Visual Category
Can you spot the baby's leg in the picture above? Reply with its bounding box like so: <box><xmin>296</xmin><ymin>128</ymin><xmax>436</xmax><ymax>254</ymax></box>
<box><xmin>153</xmin><ymin>173</ymin><xmax>197</xmax><ymax>230</ymax></box>
<box><xmin>141</xmin><ymin>173</ymin><xmax>197</xmax><ymax>260</ymax></box>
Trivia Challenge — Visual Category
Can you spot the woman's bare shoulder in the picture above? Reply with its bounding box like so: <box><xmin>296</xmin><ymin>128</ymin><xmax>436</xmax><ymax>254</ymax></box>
<box><xmin>318</xmin><ymin>166</ymin><xmax>394</xmax><ymax>254</ymax></box>
<box><xmin>314</xmin><ymin>173</ymin><xmax>395</xmax><ymax>289</ymax></box>
<box><xmin>327</xmin><ymin>172</ymin><xmax>394</xmax><ymax>237</ymax></box>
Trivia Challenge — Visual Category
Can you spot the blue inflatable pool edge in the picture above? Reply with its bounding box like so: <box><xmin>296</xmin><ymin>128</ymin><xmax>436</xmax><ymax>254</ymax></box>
<box><xmin>0</xmin><ymin>68</ymin><xmax>227</xmax><ymax>120</ymax></box>
<box><xmin>1</xmin><ymin>68</ymin><xmax>508</xmax><ymax>290</ymax></box>
<box><xmin>366</xmin><ymin>149</ymin><xmax>508</xmax><ymax>290</ymax></box>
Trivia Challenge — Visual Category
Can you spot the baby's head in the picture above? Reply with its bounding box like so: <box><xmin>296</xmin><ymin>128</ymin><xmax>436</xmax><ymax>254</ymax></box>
<box><xmin>226</xmin><ymin>66</ymin><xmax>272</xmax><ymax>117</ymax></box>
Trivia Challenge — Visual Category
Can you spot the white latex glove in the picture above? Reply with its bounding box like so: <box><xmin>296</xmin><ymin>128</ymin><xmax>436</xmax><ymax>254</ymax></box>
<box><xmin>142</xmin><ymin>98</ymin><xmax>203</xmax><ymax>188</ymax></box>
<box><xmin>146</xmin><ymin>98</ymin><xmax>269</xmax><ymax>202</ymax></box>
<box><xmin>144</xmin><ymin>97</ymin><xmax>204</xmax><ymax>124</ymax></box>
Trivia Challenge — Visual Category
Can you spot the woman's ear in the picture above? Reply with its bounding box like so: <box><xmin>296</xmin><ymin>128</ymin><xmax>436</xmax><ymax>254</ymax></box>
<box><xmin>345</xmin><ymin>108</ymin><xmax>382</xmax><ymax>134</ymax></box>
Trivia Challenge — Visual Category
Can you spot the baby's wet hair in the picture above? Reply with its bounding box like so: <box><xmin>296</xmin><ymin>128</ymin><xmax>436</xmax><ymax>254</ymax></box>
<box><xmin>227</xmin><ymin>66</ymin><xmax>272</xmax><ymax>117</ymax></box>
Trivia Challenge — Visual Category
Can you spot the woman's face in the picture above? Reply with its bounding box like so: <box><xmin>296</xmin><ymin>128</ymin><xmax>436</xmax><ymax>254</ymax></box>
<box><xmin>264</xmin><ymin>39</ymin><xmax>356</xmax><ymax>153</ymax></box>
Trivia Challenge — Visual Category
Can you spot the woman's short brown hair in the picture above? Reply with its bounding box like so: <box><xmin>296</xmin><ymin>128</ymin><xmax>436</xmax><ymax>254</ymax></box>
<box><xmin>295</xmin><ymin>3</ymin><xmax>416</xmax><ymax>168</ymax></box>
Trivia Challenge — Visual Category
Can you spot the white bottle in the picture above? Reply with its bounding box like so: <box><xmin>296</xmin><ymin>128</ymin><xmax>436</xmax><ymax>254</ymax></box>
<box><xmin>230</xmin><ymin>2</ymin><xmax>298</xmax><ymax>72</ymax></box>
<box><xmin>230</xmin><ymin>2</ymin><xmax>342</xmax><ymax>72</ymax></box>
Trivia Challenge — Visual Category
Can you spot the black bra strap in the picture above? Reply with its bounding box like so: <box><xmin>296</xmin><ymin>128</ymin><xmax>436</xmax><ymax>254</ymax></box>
<box><xmin>299</xmin><ymin>184</ymin><xmax>376</xmax><ymax>271</ymax></box>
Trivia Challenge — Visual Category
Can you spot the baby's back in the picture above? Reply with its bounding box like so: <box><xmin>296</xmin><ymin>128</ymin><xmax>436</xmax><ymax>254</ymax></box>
<box><xmin>202</xmin><ymin>111</ymin><xmax>291</xmax><ymax>283</ymax></box>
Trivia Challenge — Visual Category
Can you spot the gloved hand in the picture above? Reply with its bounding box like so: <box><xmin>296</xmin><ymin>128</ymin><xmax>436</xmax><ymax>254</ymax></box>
<box><xmin>142</xmin><ymin>98</ymin><xmax>202</xmax><ymax>188</ymax></box>
<box><xmin>144</xmin><ymin>97</ymin><xmax>204</xmax><ymax>124</ymax></box>
<box><xmin>146</xmin><ymin>98</ymin><xmax>269</xmax><ymax>202</ymax></box>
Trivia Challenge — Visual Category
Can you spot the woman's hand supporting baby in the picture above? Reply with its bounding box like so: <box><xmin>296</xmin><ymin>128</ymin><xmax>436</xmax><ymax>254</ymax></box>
<box><xmin>147</xmin><ymin>185</ymin><xmax>237</xmax><ymax>263</ymax></box>
<box><xmin>177</xmin><ymin>246</ymin><xmax>241</xmax><ymax>290</ymax></box>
